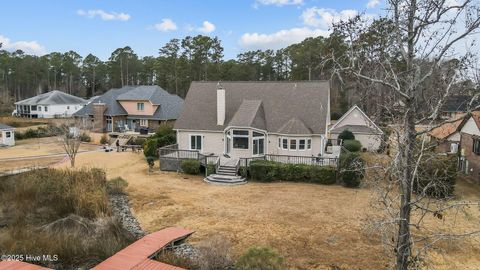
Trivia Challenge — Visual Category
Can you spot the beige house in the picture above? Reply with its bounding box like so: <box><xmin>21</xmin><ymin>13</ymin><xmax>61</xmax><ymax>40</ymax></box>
<box><xmin>173</xmin><ymin>81</ymin><xmax>331</xmax><ymax>163</ymax></box>
<box><xmin>329</xmin><ymin>105</ymin><xmax>383</xmax><ymax>151</ymax></box>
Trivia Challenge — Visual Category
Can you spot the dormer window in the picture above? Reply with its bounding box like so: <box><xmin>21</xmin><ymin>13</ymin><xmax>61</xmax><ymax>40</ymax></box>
<box><xmin>137</xmin><ymin>102</ymin><xmax>145</xmax><ymax>111</ymax></box>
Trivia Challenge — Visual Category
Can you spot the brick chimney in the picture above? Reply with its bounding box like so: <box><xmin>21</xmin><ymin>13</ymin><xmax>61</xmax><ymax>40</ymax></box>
<box><xmin>93</xmin><ymin>102</ymin><xmax>107</xmax><ymax>132</ymax></box>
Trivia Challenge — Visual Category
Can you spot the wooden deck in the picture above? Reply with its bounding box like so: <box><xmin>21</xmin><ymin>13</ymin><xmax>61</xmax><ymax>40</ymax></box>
<box><xmin>92</xmin><ymin>227</ymin><xmax>194</xmax><ymax>270</ymax></box>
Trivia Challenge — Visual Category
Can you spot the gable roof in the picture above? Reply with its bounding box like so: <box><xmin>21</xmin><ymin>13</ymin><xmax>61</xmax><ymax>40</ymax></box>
<box><xmin>174</xmin><ymin>81</ymin><xmax>330</xmax><ymax>134</ymax></box>
<box><xmin>429</xmin><ymin>115</ymin><xmax>466</xmax><ymax>140</ymax></box>
<box><xmin>441</xmin><ymin>95</ymin><xmax>480</xmax><ymax>112</ymax></box>
<box><xmin>74</xmin><ymin>85</ymin><xmax>184</xmax><ymax>119</ymax></box>
<box><xmin>329</xmin><ymin>105</ymin><xmax>383</xmax><ymax>135</ymax></box>
<box><xmin>15</xmin><ymin>90</ymin><xmax>87</xmax><ymax>106</ymax></box>
<box><xmin>228</xmin><ymin>100</ymin><xmax>266</xmax><ymax>131</ymax></box>
<box><xmin>277</xmin><ymin>117</ymin><xmax>313</xmax><ymax>134</ymax></box>
<box><xmin>0</xmin><ymin>123</ymin><xmax>14</xmax><ymax>130</ymax></box>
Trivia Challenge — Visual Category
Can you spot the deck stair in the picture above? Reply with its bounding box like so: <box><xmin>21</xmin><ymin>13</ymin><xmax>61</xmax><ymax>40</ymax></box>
<box><xmin>205</xmin><ymin>157</ymin><xmax>247</xmax><ymax>185</ymax></box>
<box><xmin>110</xmin><ymin>135</ymin><xmax>133</xmax><ymax>147</ymax></box>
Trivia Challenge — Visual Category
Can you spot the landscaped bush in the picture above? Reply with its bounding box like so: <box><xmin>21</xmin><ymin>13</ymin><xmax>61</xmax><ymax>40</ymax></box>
<box><xmin>181</xmin><ymin>159</ymin><xmax>201</xmax><ymax>175</ymax></box>
<box><xmin>100</xmin><ymin>134</ymin><xmax>109</xmax><ymax>144</ymax></box>
<box><xmin>249</xmin><ymin>160</ymin><xmax>278</xmax><ymax>182</ymax></box>
<box><xmin>132</xmin><ymin>137</ymin><xmax>146</xmax><ymax>146</ymax></box>
<box><xmin>197</xmin><ymin>236</ymin><xmax>233</xmax><ymax>270</ymax></box>
<box><xmin>206</xmin><ymin>162</ymin><xmax>216</xmax><ymax>176</ymax></box>
<box><xmin>235</xmin><ymin>246</ymin><xmax>285</xmax><ymax>270</ymax></box>
<box><xmin>143</xmin><ymin>126</ymin><xmax>176</xmax><ymax>158</ymax></box>
<box><xmin>146</xmin><ymin>156</ymin><xmax>156</xmax><ymax>171</ymax></box>
<box><xmin>339</xmin><ymin>152</ymin><xmax>365</xmax><ymax>188</ymax></box>
<box><xmin>338</xmin><ymin>129</ymin><xmax>355</xmax><ymax>141</ymax></box>
<box><xmin>414</xmin><ymin>155</ymin><xmax>457</xmax><ymax>198</ymax></box>
<box><xmin>79</xmin><ymin>132</ymin><xmax>92</xmax><ymax>142</ymax></box>
<box><xmin>107</xmin><ymin>177</ymin><xmax>129</xmax><ymax>194</ymax></box>
<box><xmin>249</xmin><ymin>160</ymin><xmax>336</xmax><ymax>184</ymax></box>
<box><xmin>343</xmin><ymin>139</ymin><xmax>362</xmax><ymax>152</ymax></box>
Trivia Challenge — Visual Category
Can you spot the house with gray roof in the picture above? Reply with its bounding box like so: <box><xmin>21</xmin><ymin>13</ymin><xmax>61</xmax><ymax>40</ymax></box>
<box><xmin>74</xmin><ymin>85</ymin><xmax>184</xmax><ymax>133</ymax></box>
<box><xmin>173</xmin><ymin>81</ymin><xmax>331</xmax><ymax>161</ymax></box>
<box><xmin>13</xmin><ymin>90</ymin><xmax>87</xmax><ymax>118</ymax></box>
<box><xmin>328</xmin><ymin>105</ymin><xmax>383</xmax><ymax>151</ymax></box>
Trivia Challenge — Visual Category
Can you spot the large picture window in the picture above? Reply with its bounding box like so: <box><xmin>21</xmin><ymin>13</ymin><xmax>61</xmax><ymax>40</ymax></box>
<box><xmin>233</xmin><ymin>130</ymin><xmax>249</xmax><ymax>149</ymax></box>
<box><xmin>473</xmin><ymin>138</ymin><xmax>480</xmax><ymax>155</ymax></box>
<box><xmin>190</xmin><ymin>135</ymin><xmax>202</xmax><ymax>151</ymax></box>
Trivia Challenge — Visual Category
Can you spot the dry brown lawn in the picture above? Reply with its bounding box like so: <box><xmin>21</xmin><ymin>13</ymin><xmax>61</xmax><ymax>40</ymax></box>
<box><xmin>56</xmin><ymin>151</ymin><xmax>480</xmax><ymax>269</ymax></box>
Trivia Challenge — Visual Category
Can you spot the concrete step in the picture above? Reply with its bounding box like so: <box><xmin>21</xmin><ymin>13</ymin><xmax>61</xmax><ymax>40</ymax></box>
<box><xmin>204</xmin><ymin>174</ymin><xmax>247</xmax><ymax>185</ymax></box>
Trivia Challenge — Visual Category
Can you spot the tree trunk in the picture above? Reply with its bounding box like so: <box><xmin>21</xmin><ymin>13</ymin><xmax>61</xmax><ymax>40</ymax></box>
<box><xmin>120</xmin><ymin>58</ymin><xmax>124</xmax><ymax>87</ymax></box>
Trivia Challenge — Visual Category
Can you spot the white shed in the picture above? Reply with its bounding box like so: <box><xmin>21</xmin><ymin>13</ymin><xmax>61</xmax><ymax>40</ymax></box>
<box><xmin>329</xmin><ymin>105</ymin><xmax>383</xmax><ymax>151</ymax></box>
<box><xmin>0</xmin><ymin>123</ymin><xmax>15</xmax><ymax>146</ymax></box>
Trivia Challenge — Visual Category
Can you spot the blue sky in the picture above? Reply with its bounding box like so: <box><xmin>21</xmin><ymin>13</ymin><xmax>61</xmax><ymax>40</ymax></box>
<box><xmin>0</xmin><ymin>0</ymin><xmax>383</xmax><ymax>60</ymax></box>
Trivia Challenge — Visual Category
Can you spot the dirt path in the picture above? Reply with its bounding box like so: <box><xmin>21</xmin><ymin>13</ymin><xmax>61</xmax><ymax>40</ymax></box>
<box><xmin>57</xmin><ymin>151</ymin><xmax>480</xmax><ymax>269</ymax></box>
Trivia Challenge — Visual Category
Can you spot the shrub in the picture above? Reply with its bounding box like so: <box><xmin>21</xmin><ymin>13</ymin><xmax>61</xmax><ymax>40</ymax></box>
<box><xmin>414</xmin><ymin>155</ymin><xmax>457</xmax><ymax>198</ymax></box>
<box><xmin>338</xmin><ymin>129</ymin><xmax>355</xmax><ymax>141</ymax></box>
<box><xmin>249</xmin><ymin>160</ymin><xmax>278</xmax><ymax>182</ymax></box>
<box><xmin>236</xmin><ymin>246</ymin><xmax>285</xmax><ymax>270</ymax></box>
<box><xmin>309</xmin><ymin>166</ymin><xmax>336</xmax><ymax>185</ymax></box>
<box><xmin>339</xmin><ymin>152</ymin><xmax>365</xmax><ymax>188</ymax></box>
<box><xmin>143</xmin><ymin>138</ymin><xmax>159</xmax><ymax>158</ymax></box>
<box><xmin>343</xmin><ymin>140</ymin><xmax>362</xmax><ymax>152</ymax></box>
<box><xmin>133</xmin><ymin>137</ymin><xmax>146</xmax><ymax>146</ymax></box>
<box><xmin>79</xmin><ymin>132</ymin><xmax>91</xmax><ymax>142</ymax></box>
<box><xmin>107</xmin><ymin>177</ymin><xmax>128</xmax><ymax>194</ymax></box>
<box><xmin>143</xmin><ymin>126</ymin><xmax>176</xmax><ymax>158</ymax></box>
<box><xmin>197</xmin><ymin>236</ymin><xmax>233</xmax><ymax>270</ymax></box>
<box><xmin>24</xmin><ymin>128</ymin><xmax>37</xmax><ymax>138</ymax></box>
<box><xmin>156</xmin><ymin>251</ymin><xmax>198</xmax><ymax>269</ymax></box>
<box><xmin>100</xmin><ymin>134</ymin><xmax>108</xmax><ymax>144</ymax></box>
<box><xmin>206</xmin><ymin>163</ymin><xmax>216</xmax><ymax>176</ymax></box>
<box><xmin>146</xmin><ymin>156</ymin><xmax>156</xmax><ymax>171</ymax></box>
<box><xmin>181</xmin><ymin>159</ymin><xmax>200</xmax><ymax>175</ymax></box>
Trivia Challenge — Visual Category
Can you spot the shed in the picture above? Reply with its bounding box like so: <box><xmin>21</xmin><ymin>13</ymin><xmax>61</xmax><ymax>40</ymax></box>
<box><xmin>0</xmin><ymin>123</ymin><xmax>15</xmax><ymax>146</ymax></box>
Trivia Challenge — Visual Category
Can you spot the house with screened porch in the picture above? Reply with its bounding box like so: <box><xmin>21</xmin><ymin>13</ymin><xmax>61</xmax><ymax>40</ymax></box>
<box><xmin>160</xmin><ymin>81</ymin><xmax>340</xmax><ymax>184</ymax></box>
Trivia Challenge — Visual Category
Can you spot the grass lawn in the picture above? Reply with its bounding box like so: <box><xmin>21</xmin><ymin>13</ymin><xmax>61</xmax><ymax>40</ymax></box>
<box><xmin>58</xmin><ymin>151</ymin><xmax>480</xmax><ymax>269</ymax></box>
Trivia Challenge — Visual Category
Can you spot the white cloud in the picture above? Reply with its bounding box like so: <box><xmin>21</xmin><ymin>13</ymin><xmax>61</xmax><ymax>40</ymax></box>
<box><xmin>154</xmin><ymin>18</ymin><xmax>177</xmax><ymax>32</ymax></box>
<box><xmin>77</xmin><ymin>9</ymin><xmax>130</xmax><ymax>21</ymax></box>
<box><xmin>254</xmin><ymin>0</ymin><xmax>303</xmax><ymax>7</ymax></box>
<box><xmin>197</xmin><ymin>21</ymin><xmax>216</xmax><ymax>33</ymax></box>
<box><xmin>301</xmin><ymin>7</ymin><xmax>358</xmax><ymax>29</ymax></box>
<box><xmin>239</xmin><ymin>27</ymin><xmax>330</xmax><ymax>50</ymax></box>
<box><xmin>367</xmin><ymin>0</ymin><xmax>380</xmax><ymax>8</ymax></box>
<box><xmin>0</xmin><ymin>35</ymin><xmax>46</xmax><ymax>55</ymax></box>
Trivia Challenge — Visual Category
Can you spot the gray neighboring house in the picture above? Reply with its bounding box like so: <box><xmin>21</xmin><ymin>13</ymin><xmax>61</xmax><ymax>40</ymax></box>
<box><xmin>0</xmin><ymin>123</ymin><xmax>15</xmax><ymax>146</ymax></box>
<box><xmin>74</xmin><ymin>85</ymin><xmax>184</xmax><ymax>133</ymax></box>
<box><xmin>329</xmin><ymin>105</ymin><xmax>383</xmax><ymax>151</ymax></box>
<box><xmin>13</xmin><ymin>90</ymin><xmax>87</xmax><ymax>118</ymax></box>
<box><xmin>174</xmin><ymin>81</ymin><xmax>331</xmax><ymax>160</ymax></box>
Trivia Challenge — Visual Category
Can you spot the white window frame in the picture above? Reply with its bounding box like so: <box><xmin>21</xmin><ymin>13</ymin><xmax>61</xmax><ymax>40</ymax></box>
<box><xmin>298</xmin><ymin>139</ymin><xmax>306</xmax><ymax>151</ymax></box>
<box><xmin>44</xmin><ymin>106</ymin><xmax>48</xmax><ymax>112</ymax></box>
<box><xmin>289</xmin><ymin>139</ymin><xmax>297</xmax><ymax>150</ymax></box>
<box><xmin>137</xmin><ymin>102</ymin><xmax>145</xmax><ymax>111</ymax></box>
<box><xmin>282</xmin><ymin>138</ymin><xmax>288</xmax><ymax>150</ymax></box>
<box><xmin>307</xmin><ymin>139</ymin><xmax>312</xmax><ymax>150</ymax></box>
<box><xmin>189</xmin><ymin>134</ymin><xmax>203</xmax><ymax>151</ymax></box>
<box><xmin>232</xmin><ymin>129</ymin><xmax>249</xmax><ymax>149</ymax></box>
<box><xmin>139</xmin><ymin>119</ymin><xmax>148</xmax><ymax>127</ymax></box>
<box><xmin>5</xmin><ymin>131</ymin><xmax>11</xmax><ymax>138</ymax></box>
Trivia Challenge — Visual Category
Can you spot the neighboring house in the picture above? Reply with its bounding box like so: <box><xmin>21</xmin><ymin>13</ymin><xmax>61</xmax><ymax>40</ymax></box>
<box><xmin>174</xmin><ymin>81</ymin><xmax>331</xmax><ymax>160</ymax></box>
<box><xmin>329</xmin><ymin>105</ymin><xmax>383</xmax><ymax>151</ymax></box>
<box><xmin>0</xmin><ymin>123</ymin><xmax>15</xmax><ymax>146</ymax></box>
<box><xmin>440</xmin><ymin>95</ymin><xmax>480</xmax><ymax>120</ymax></box>
<box><xmin>13</xmin><ymin>90</ymin><xmax>87</xmax><ymax>118</ymax></box>
<box><xmin>458</xmin><ymin>111</ymin><xmax>480</xmax><ymax>181</ymax></box>
<box><xmin>428</xmin><ymin>115</ymin><xmax>465</xmax><ymax>154</ymax></box>
<box><xmin>74</xmin><ymin>85</ymin><xmax>184</xmax><ymax>133</ymax></box>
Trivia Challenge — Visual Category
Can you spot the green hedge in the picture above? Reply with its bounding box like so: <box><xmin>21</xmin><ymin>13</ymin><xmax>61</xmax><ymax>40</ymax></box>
<box><xmin>343</xmin><ymin>139</ymin><xmax>362</xmax><ymax>152</ymax></box>
<box><xmin>206</xmin><ymin>163</ymin><xmax>216</xmax><ymax>176</ymax></box>
<box><xmin>249</xmin><ymin>160</ymin><xmax>336</xmax><ymax>184</ymax></box>
<box><xmin>339</xmin><ymin>152</ymin><xmax>365</xmax><ymax>188</ymax></box>
<box><xmin>181</xmin><ymin>159</ymin><xmax>201</xmax><ymax>175</ymax></box>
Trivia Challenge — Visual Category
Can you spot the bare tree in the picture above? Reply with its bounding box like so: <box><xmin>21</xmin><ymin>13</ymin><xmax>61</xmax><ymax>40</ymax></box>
<box><xmin>61</xmin><ymin>123</ymin><xmax>82</xmax><ymax>167</ymax></box>
<box><xmin>327</xmin><ymin>0</ymin><xmax>480</xmax><ymax>269</ymax></box>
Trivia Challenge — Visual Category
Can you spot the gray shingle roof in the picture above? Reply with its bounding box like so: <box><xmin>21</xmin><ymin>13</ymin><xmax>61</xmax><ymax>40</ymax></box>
<box><xmin>174</xmin><ymin>81</ymin><xmax>330</xmax><ymax>134</ymax></box>
<box><xmin>15</xmin><ymin>90</ymin><xmax>87</xmax><ymax>106</ymax></box>
<box><xmin>277</xmin><ymin>117</ymin><xmax>313</xmax><ymax>134</ymax></box>
<box><xmin>0</xmin><ymin>123</ymin><xmax>14</xmax><ymax>130</ymax></box>
<box><xmin>228</xmin><ymin>100</ymin><xmax>266</xmax><ymax>130</ymax></box>
<box><xmin>329</xmin><ymin>124</ymin><xmax>382</xmax><ymax>134</ymax></box>
<box><xmin>74</xmin><ymin>85</ymin><xmax>184</xmax><ymax>120</ymax></box>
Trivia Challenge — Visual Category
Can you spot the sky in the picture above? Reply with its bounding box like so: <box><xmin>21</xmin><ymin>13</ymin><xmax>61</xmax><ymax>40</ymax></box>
<box><xmin>0</xmin><ymin>0</ymin><xmax>384</xmax><ymax>60</ymax></box>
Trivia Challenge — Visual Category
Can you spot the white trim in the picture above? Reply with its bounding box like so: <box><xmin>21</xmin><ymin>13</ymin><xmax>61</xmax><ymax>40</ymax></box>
<box><xmin>329</xmin><ymin>105</ymin><xmax>383</xmax><ymax>134</ymax></box>
<box><xmin>175</xmin><ymin>129</ymin><xmax>223</xmax><ymax>133</ymax></box>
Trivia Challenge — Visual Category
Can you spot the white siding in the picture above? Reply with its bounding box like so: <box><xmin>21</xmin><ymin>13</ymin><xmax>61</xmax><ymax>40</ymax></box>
<box><xmin>35</xmin><ymin>104</ymin><xmax>84</xmax><ymax>118</ymax></box>
<box><xmin>177</xmin><ymin>130</ymin><xmax>224</xmax><ymax>155</ymax></box>
<box><xmin>335</xmin><ymin>107</ymin><xmax>372</xmax><ymax>127</ymax></box>
<box><xmin>460</xmin><ymin>117</ymin><xmax>480</xmax><ymax>136</ymax></box>
<box><xmin>331</xmin><ymin>132</ymin><xmax>382</xmax><ymax>151</ymax></box>
<box><xmin>0</xmin><ymin>130</ymin><xmax>15</xmax><ymax>146</ymax></box>
<box><xmin>448</xmin><ymin>132</ymin><xmax>461</xmax><ymax>141</ymax></box>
